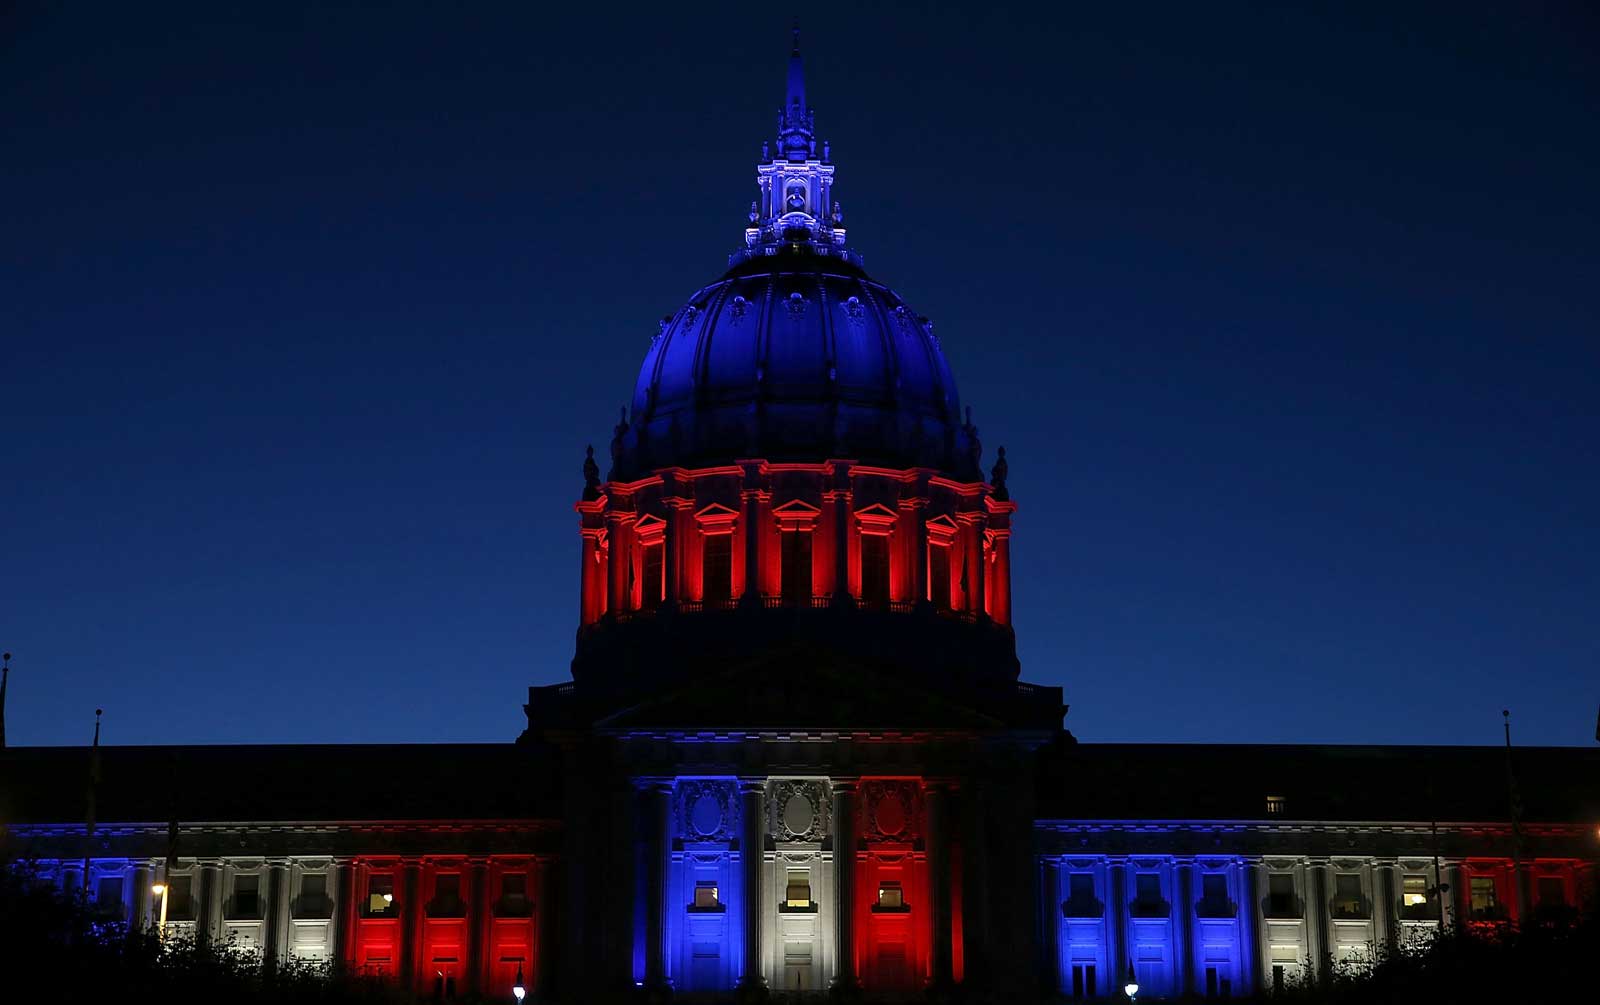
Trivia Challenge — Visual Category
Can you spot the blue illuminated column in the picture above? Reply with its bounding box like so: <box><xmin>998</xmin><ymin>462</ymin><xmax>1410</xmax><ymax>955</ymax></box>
<box><xmin>642</xmin><ymin>781</ymin><xmax>671</xmax><ymax>990</ymax></box>
<box><xmin>1176</xmin><ymin>859</ymin><xmax>1195</xmax><ymax>995</ymax></box>
<box><xmin>1109</xmin><ymin>858</ymin><xmax>1128</xmax><ymax>993</ymax></box>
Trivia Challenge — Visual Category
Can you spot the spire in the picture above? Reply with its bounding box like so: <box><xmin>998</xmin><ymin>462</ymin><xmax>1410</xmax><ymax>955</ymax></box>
<box><xmin>777</xmin><ymin>19</ymin><xmax>815</xmax><ymax>160</ymax></box>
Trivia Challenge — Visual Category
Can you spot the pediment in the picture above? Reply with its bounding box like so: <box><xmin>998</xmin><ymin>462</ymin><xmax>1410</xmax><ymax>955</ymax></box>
<box><xmin>694</xmin><ymin>502</ymin><xmax>740</xmax><ymax>527</ymax></box>
<box><xmin>772</xmin><ymin>498</ymin><xmax>822</xmax><ymax>516</ymax></box>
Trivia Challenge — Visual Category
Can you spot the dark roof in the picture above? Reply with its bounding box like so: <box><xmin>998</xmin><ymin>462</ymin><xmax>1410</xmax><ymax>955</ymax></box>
<box><xmin>0</xmin><ymin>743</ymin><xmax>561</xmax><ymax>825</ymax></box>
<box><xmin>1038</xmin><ymin>742</ymin><xmax>1600</xmax><ymax>824</ymax></box>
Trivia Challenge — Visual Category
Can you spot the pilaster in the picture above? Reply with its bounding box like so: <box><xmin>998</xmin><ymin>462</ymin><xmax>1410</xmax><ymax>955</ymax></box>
<box><xmin>738</xmin><ymin>778</ymin><xmax>768</xmax><ymax>991</ymax></box>
<box><xmin>830</xmin><ymin>779</ymin><xmax>859</xmax><ymax>990</ymax></box>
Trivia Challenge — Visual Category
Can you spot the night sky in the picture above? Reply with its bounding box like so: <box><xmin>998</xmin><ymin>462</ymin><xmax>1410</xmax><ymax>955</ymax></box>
<box><xmin>3</xmin><ymin>2</ymin><xmax>1596</xmax><ymax>748</ymax></box>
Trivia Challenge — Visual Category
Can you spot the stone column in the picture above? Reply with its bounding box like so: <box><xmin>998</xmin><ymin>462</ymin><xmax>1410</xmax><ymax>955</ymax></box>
<box><xmin>740</xmin><ymin>475</ymin><xmax>764</xmax><ymax>608</ymax></box>
<box><xmin>131</xmin><ymin>861</ymin><xmax>154</xmax><ymax>930</ymax></box>
<box><xmin>643</xmin><ymin>782</ymin><xmax>672</xmax><ymax>991</ymax></box>
<box><xmin>535</xmin><ymin>858</ymin><xmax>557</xmax><ymax>998</ymax></box>
<box><xmin>467</xmin><ymin>859</ymin><xmax>489</xmax><ymax>994</ymax></box>
<box><xmin>831</xmin><ymin>780</ymin><xmax>858</xmax><ymax>989</ymax></box>
<box><xmin>400</xmin><ymin>860</ymin><xmax>421</xmax><ymax>990</ymax></box>
<box><xmin>1442</xmin><ymin>863</ymin><xmax>1462</xmax><ymax>927</ymax></box>
<box><xmin>1306</xmin><ymin>861</ymin><xmax>1329</xmax><ymax>980</ymax></box>
<box><xmin>739</xmin><ymin>780</ymin><xmax>767</xmax><ymax>989</ymax></box>
<box><xmin>334</xmin><ymin>859</ymin><xmax>356</xmax><ymax>967</ymax></box>
<box><xmin>1374</xmin><ymin>861</ymin><xmax>1397</xmax><ymax>952</ymax></box>
<box><xmin>608</xmin><ymin>515</ymin><xmax>631</xmax><ymax>614</ymax></box>
<box><xmin>1241</xmin><ymin>861</ymin><xmax>1263</xmax><ymax>996</ymax></box>
<box><xmin>197</xmin><ymin>860</ymin><xmax>224</xmax><ymax>946</ymax></box>
<box><xmin>265</xmin><ymin>858</ymin><xmax>291</xmax><ymax>967</ymax></box>
<box><xmin>1037</xmin><ymin>858</ymin><xmax>1061</xmax><ymax>994</ymax></box>
<box><xmin>909</xmin><ymin>500</ymin><xmax>929</xmax><ymax>609</ymax></box>
<box><xmin>1109</xmin><ymin>859</ymin><xmax>1128</xmax><ymax>994</ymax></box>
<box><xmin>1176</xmin><ymin>859</ymin><xmax>1196</xmax><ymax>996</ymax></box>
<box><xmin>925</xmin><ymin>781</ymin><xmax>954</xmax><ymax>988</ymax></box>
<box><xmin>829</xmin><ymin>463</ymin><xmax>853</xmax><ymax>608</ymax></box>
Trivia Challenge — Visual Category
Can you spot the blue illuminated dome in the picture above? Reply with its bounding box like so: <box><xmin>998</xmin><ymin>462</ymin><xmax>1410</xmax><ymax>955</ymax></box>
<box><xmin>608</xmin><ymin>28</ymin><xmax>978</xmax><ymax>482</ymax></box>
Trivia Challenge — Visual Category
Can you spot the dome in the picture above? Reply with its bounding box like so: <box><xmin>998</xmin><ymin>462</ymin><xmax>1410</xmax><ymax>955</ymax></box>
<box><xmin>611</xmin><ymin>247</ymin><xmax>978</xmax><ymax>481</ymax></box>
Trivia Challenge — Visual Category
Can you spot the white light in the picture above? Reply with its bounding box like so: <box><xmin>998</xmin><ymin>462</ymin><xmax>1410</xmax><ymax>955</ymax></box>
<box><xmin>513</xmin><ymin>986</ymin><xmax>526</xmax><ymax>1002</ymax></box>
<box><xmin>1124</xmin><ymin>981</ymin><xmax>1140</xmax><ymax>999</ymax></box>
<box><xmin>150</xmin><ymin>883</ymin><xmax>166</xmax><ymax>895</ymax></box>
<box><xmin>382</xmin><ymin>893</ymin><xmax>393</xmax><ymax>903</ymax></box>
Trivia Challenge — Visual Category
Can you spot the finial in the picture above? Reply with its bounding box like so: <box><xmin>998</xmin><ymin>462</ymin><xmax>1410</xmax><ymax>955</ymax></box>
<box><xmin>792</xmin><ymin>17</ymin><xmax>801</xmax><ymax>56</ymax></box>
<box><xmin>823</xmin><ymin>139</ymin><xmax>831</xmax><ymax>162</ymax></box>
<box><xmin>583</xmin><ymin>445</ymin><xmax>601</xmax><ymax>499</ymax></box>
<box><xmin>93</xmin><ymin>708</ymin><xmax>103</xmax><ymax>745</ymax></box>
<box><xmin>608</xmin><ymin>406</ymin><xmax>630</xmax><ymax>480</ymax></box>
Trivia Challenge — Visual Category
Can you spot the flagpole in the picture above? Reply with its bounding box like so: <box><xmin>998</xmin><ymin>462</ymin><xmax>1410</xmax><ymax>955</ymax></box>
<box><xmin>1502</xmin><ymin>710</ymin><xmax>1525</xmax><ymax>918</ymax></box>
<box><xmin>0</xmin><ymin>652</ymin><xmax>11</xmax><ymax>748</ymax></box>
<box><xmin>84</xmin><ymin>708</ymin><xmax>102</xmax><ymax>895</ymax></box>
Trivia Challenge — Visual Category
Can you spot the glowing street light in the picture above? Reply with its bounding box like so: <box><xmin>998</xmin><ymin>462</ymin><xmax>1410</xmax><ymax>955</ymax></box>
<box><xmin>513</xmin><ymin>964</ymin><xmax>527</xmax><ymax>1002</ymax></box>
<box><xmin>151</xmin><ymin>878</ymin><xmax>170</xmax><ymax>942</ymax></box>
<box><xmin>1123</xmin><ymin>961</ymin><xmax>1139</xmax><ymax>1001</ymax></box>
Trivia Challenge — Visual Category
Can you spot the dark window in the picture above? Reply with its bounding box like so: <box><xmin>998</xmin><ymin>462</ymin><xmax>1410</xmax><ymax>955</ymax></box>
<box><xmin>94</xmin><ymin>876</ymin><xmax>123</xmax><ymax>917</ymax></box>
<box><xmin>703</xmin><ymin>534</ymin><xmax>733</xmax><ymax>603</ymax></box>
<box><xmin>1267</xmin><ymin>873</ymin><xmax>1297</xmax><ymax>917</ymax></box>
<box><xmin>430</xmin><ymin>873</ymin><xmax>465</xmax><ymax>917</ymax></box>
<box><xmin>231</xmin><ymin>873</ymin><xmax>261</xmax><ymax>918</ymax></box>
<box><xmin>1205</xmin><ymin>966</ymin><xmax>1218</xmax><ymax>999</ymax></box>
<box><xmin>1272</xmin><ymin>965</ymin><xmax>1285</xmax><ymax>994</ymax></box>
<box><xmin>1331</xmin><ymin>874</ymin><xmax>1364</xmax><ymax>918</ymax></box>
<box><xmin>1132</xmin><ymin>873</ymin><xmax>1166</xmax><ymax>916</ymax></box>
<box><xmin>498</xmin><ymin>872</ymin><xmax>531</xmax><ymax>917</ymax></box>
<box><xmin>1537</xmin><ymin>876</ymin><xmax>1563</xmax><ymax>907</ymax></box>
<box><xmin>295</xmin><ymin>873</ymin><xmax>332</xmax><ymax>919</ymax></box>
<box><xmin>781</xmin><ymin>530</ymin><xmax>812</xmax><ymax>604</ymax></box>
<box><xmin>1198</xmin><ymin>873</ymin><xmax>1232</xmax><ymax>917</ymax></box>
<box><xmin>1071</xmin><ymin>964</ymin><xmax>1096</xmax><ymax>1000</ymax></box>
<box><xmin>860</xmin><ymin>533</ymin><xmax>890</xmax><ymax>607</ymax></box>
<box><xmin>642</xmin><ymin>542</ymin><xmax>664</xmax><ymax>610</ymax></box>
<box><xmin>168</xmin><ymin>875</ymin><xmax>195</xmax><ymax>920</ymax></box>
<box><xmin>927</xmin><ymin>544</ymin><xmax>951</xmax><ymax>609</ymax></box>
<box><xmin>366</xmin><ymin>873</ymin><xmax>397</xmax><ymax>916</ymax></box>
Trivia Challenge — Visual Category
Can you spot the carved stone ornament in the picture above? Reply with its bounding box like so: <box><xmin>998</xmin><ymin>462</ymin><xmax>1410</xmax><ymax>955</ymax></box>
<box><xmin>859</xmin><ymin>780</ymin><xmax>921</xmax><ymax>843</ymax></box>
<box><xmin>785</xmin><ymin>291</ymin><xmax>808</xmax><ymax>318</ymax></box>
<box><xmin>767</xmin><ymin>779</ymin><xmax>831</xmax><ymax>842</ymax></box>
<box><xmin>676</xmin><ymin>779</ymin><xmax>739</xmax><ymax>843</ymax></box>
<box><xmin>841</xmin><ymin>295</ymin><xmax>866</xmax><ymax>325</ymax></box>
<box><xmin>729</xmin><ymin>295</ymin><xmax>749</xmax><ymax>323</ymax></box>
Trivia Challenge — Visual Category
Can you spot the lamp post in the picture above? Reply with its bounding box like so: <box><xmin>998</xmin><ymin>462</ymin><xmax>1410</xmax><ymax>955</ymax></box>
<box><xmin>512</xmin><ymin>963</ymin><xmax>526</xmax><ymax>1003</ymax></box>
<box><xmin>151</xmin><ymin>875</ymin><xmax>170</xmax><ymax>943</ymax></box>
<box><xmin>1123</xmin><ymin>960</ymin><xmax>1139</xmax><ymax>1001</ymax></box>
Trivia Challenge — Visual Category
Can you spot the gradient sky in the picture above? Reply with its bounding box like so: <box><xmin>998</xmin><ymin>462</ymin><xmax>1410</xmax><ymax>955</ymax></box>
<box><xmin>3</xmin><ymin>2</ymin><xmax>1596</xmax><ymax>748</ymax></box>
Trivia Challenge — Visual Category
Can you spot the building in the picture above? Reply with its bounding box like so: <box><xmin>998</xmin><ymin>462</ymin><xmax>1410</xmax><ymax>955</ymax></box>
<box><xmin>2</xmin><ymin>29</ymin><xmax>1596</xmax><ymax>1002</ymax></box>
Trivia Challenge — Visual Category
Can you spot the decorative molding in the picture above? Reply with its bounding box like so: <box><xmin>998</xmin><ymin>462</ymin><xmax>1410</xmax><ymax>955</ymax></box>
<box><xmin>767</xmin><ymin>779</ymin><xmax>831</xmax><ymax>843</ymax></box>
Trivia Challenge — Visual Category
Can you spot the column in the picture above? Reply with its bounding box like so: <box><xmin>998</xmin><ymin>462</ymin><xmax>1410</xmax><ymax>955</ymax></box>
<box><xmin>1442</xmin><ymin>863</ymin><xmax>1462</xmax><ymax>927</ymax></box>
<box><xmin>535</xmin><ymin>858</ymin><xmax>557</xmax><ymax>998</ymax></box>
<box><xmin>831</xmin><ymin>780</ymin><xmax>858</xmax><ymax>989</ymax></box>
<box><xmin>1109</xmin><ymin>859</ymin><xmax>1128</xmax><ymax>994</ymax></box>
<box><xmin>909</xmin><ymin>501</ymin><xmax>929</xmax><ymax>609</ymax></box>
<box><xmin>198</xmin><ymin>860</ymin><xmax>224</xmax><ymax>946</ymax></box>
<box><xmin>643</xmin><ymin>782</ymin><xmax>671</xmax><ymax>990</ymax></box>
<box><xmin>132</xmin><ymin>861</ymin><xmax>153</xmax><ymax>930</ymax></box>
<box><xmin>829</xmin><ymin>464</ymin><xmax>852</xmax><ymax>608</ymax></box>
<box><xmin>1374</xmin><ymin>862</ymin><xmax>1397</xmax><ymax>951</ymax></box>
<box><xmin>1037</xmin><ymin>858</ymin><xmax>1061</xmax><ymax>993</ymax></box>
<box><xmin>1241</xmin><ymin>861</ymin><xmax>1262</xmax><ymax>996</ymax></box>
<box><xmin>739</xmin><ymin>780</ymin><xmax>767</xmax><ymax>988</ymax></box>
<box><xmin>336</xmin><ymin>859</ymin><xmax>357</xmax><ymax>968</ymax></box>
<box><xmin>925</xmin><ymin>781</ymin><xmax>954</xmax><ymax>987</ymax></box>
<box><xmin>608</xmin><ymin>515</ymin><xmax>631</xmax><ymax>614</ymax></box>
<box><xmin>400</xmin><ymin>860</ymin><xmax>421</xmax><ymax>990</ymax></box>
<box><xmin>1176</xmin><ymin>859</ymin><xmax>1196</xmax><ymax>996</ymax></box>
<box><xmin>265</xmin><ymin>858</ymin><xmax>291</xmax><ymax>967</ymax></box>
<box><xmin>467</xmin><ymin>859</ymin><xmax>489</xmax><ymax>994</ymax></box>
<box><xmin>1306</xmin><ymin>861</ymin><xmax>1329</xmax><ymax>980</ymax></box>
<box><xmin>740</xmin><ymin>474</ymin><xmax>764</xmax><ymax>608</ymax></box>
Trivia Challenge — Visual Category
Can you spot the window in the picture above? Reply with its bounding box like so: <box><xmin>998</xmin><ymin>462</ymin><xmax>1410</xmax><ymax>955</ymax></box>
<box><xmin>784</xmin><ymin>870</ymin><xmax>812</xmax><ymax>909</ymax></box>
<box><xmin>927</xmin><ymin>543</ymin><xmax>951</xmax><ymax>609</ymax></box>
<box><xmin>1469</xmin><ymin>877</ymin><xmax>1498</xmax><ymax>918</ymax></box>
<box><xmin>366</xmin><ymin>873</ymin><xmax>397</xmax><ymax>916</ymax></box>
<box><xmin>498</xmin><ymin>872</ymin><xmax>531</xmax><ymax>917</ymax></box>
<box><xmin>1265</xmin><ymin>795</ymin><xmax>1286</xmax><ymax>816</ymax></box>
<box><xmin>1267</xmin><ymin>873</ymin><xmax>1297</xmax><ymax>917</ymax></box>
<box><xmin>692</xmin><ymin>881</ymin><xmax>721</xmax><ymax>910</ymax></box>
<box><xmin>642</xmin><ymin>542</ymin><xmax>664</xmax><ymax>610</ymax></box>
<box><xmin>94</xmin><ymin>876</ymin><xmax>124</xmax><ymax>916</ymax></box>
<box><xmin>1402</xmin><ymin>875</ymin><xmax>1427</xmax><ymax>907</ymax></box>
<box><xmin>1537</xmin><ymin>877</ymin><xmax>1564</xmax><ymax>908</ymax></box>
<box><xmin>1132</xmin><ymin>873</ymin><xmax>1166</xmax><ymax>916</ymax></box>
<box><xmin>231</xmin><ymin>873</ymin><xmax>261</xmax><ymax>918</ymax></box>
<box><xmin>875</xmin><ymin>880</ymin><xmax>905</xmax><ymax>910</ymax></box>
<box><xmin>296</xmin><ymin>872</ymin><xmax>332</xmax><ymax>919</ymax></box>
<box><xmin>1070</xmin><ymin>964</ymin><xmax>1096</xmax><ymax>1000</ymax></box>
<box><xmin>781</xmin><ymin>530</ymin><xmax>812</xmax><ymax>604</ymax></box>
<box><xmin>430</xmin><ymin>873</ymin><xmax>465</xmax><ymax>917</ymax></box>
<box><xmin>168</xmin><ymin>875</ymin><xmax>195</xmax><ymax>920</ymax></box>
<box><xmin>1331</xmin><ymin>873</ymin><xmax>1363</xmax><ymax>918</ymax></box>
<box><xmin>860</xmin><ymin>533</ymin><xmax>889</xmax><ymax>607</ymax></box>
<box><xmin>1198</xmin><ymin>873</ymin><xmax>1232</xmax><ymax>917</ymax></box>
<box><xmin>703</xmin><ymin>534</ymin><xmax>733</xmax><ymax>604</ymax></box>
<box><xmin>1063</xmin><ymin>873</ymin><xmax>1098</xmax><ymax>916</ymax></box>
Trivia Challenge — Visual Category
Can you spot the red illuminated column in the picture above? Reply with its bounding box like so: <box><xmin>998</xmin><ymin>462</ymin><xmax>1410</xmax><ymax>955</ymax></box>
<box><xmin>907</xmin><ymin>500</ymin><xmax>928</xmax><ymax>609</ymax></box>
<box><xmin>926</xmin><ymin>781</ymin><xmax>954</xmax><ymax>988</ymax></box>
<box><xmin>741</xmin><ymin>478</ymin><xmax>764</xmax><ymax>608</ymax></box>
<box><xmin>829</xmin><ymin>463</ymin><xmax>853</xmax><ymax>608</ymax></box>
<box><xmin>666</xmin><ymin>496</ymin><xmax>692</xmax><ymax>607</ymax></box>
<box><xmin>338</xmin><ymin>859</ymin><xmax>358</xmax><ymax>969</ymax></box>
<box><xmin>832</xmin><ymin>780</ymin><xmax>859</xmax><ymax>990</ymax></box>
<box><xmin>607</xmin><ymin>515</ymin><xmax>632</xmax><ymax>614</ymax></box>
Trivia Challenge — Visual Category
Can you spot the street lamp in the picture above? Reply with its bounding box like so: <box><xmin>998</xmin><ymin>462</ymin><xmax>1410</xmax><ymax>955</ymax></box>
<box><xmin>512</xmin><ymin>964</ymin><xmax>526</xmax><ymax>1003</ymax></box>
<box><xmin>1123</xmin><ymin>961</ymin><xmax>1139</xmax><ymax>1001</ymax></box>
<box><xmin>151</xmin><ymin>877</ymin><xmax>170</xmax><ymax>942</ymax></box>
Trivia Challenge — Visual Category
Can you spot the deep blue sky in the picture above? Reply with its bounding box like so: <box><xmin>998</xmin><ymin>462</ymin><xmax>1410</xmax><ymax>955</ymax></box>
<box><xmin>3</xmin><ymin>2</ymin><xmax>1596</xmax><ymax>748</ymax></box>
